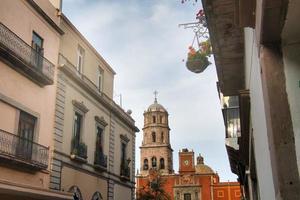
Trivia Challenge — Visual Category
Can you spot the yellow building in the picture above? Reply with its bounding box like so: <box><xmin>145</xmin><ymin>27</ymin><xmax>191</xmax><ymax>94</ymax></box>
<box><xmin>0</xmin><ymin>0</ymin><xmax>71</xmax><ymax>199</ymax></box>
<box><xmin>48</xmin><ymin>8</ymin><xmax>139</xmax><ymax>200</ymax></box>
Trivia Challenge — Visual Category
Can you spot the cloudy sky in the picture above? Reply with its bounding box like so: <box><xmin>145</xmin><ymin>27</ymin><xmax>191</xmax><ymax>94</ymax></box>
<box><xmin>62</xmin><ymin>0</ymin><xmax>237</xmax><ymax>181</ymax></box>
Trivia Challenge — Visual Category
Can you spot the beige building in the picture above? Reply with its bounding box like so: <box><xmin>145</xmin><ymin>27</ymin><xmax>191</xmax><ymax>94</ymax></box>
<box><xmin>202</xmin><ymin>0</ymin><xmax>300</xmax><ymax>199</ymax></box>
<box><xmin>48</xmin><ymin>6</ymin><xmax>139</xmax><ymax>200</ymax></box>
<box><xmin>0</xmin><ymin>0</ymin><xmax>71</xmax><ymax>199</ymax></box>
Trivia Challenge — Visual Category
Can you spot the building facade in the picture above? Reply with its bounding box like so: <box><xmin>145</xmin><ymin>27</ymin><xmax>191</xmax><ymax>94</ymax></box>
<box><xmin>136</xmin><ymin>99</ymin><xmax>240</xmax><ymax>200</ymax></box>
<box><xmin>48</xmin><ymin>11</ymin><xmax>139</xmax><ymax>200</ymax></box>
<box><xmin>0</xmin><ymin>0</ymin><xmax>71</xmax><ymax>199</ymax></box>
<box><xmin>202</xmin><ymin>0</ymin><xmax>300</xmax><ymax>199</ymax></box>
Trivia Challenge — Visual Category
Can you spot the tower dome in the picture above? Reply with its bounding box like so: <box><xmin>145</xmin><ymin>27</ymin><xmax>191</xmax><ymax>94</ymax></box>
<box><xmin>195</xmin><ymin>154</ymin><xmax>214</xmax><ymax>174</ymax></box>
<box><xmin>147</xmin><ymin>99</ymin><xmax>167</xmax><ymax>112</ymax></box>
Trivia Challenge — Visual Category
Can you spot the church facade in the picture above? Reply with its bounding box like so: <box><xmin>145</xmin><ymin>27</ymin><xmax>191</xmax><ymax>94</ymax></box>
<box><xmin>136</xmin><ymin>99</ymin><xmax>241</xmax><ymax>200</ymax></box>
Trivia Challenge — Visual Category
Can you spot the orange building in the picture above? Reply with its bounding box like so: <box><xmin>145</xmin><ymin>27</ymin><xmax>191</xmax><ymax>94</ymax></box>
<box><xmin>136</xmin><ymin>98</ymin><xmax>241</xmax><ymax>200</ymax></box>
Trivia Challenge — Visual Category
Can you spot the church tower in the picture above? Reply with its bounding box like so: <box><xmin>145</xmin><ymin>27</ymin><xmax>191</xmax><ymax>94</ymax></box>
<box><xmin>140</xmin><ymin>93</ymin><xmax>173</xmax><ymax>175</ymax></box>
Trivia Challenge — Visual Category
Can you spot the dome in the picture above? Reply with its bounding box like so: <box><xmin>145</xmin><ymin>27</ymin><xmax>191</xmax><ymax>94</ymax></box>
<box><xmin>195</xmin><ymin>164</ymin><xmax>214</xmax><ymax>174</ymax></box>
<box><xmin>147</xmin><ymin>99</ymin><xmax>167</xmax><ymax>112</ymax></box>
<box><xmin>195</xmin><ymin>154</ymin><xmax>214</xmax><ymax>174</ymax></box>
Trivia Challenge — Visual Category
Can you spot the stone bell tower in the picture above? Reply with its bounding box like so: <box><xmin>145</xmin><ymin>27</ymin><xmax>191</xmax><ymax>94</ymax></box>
<box><xmin>140</xmin><ymin>92</ymin><xmax>173</xmax><ymax>175</ymax></box>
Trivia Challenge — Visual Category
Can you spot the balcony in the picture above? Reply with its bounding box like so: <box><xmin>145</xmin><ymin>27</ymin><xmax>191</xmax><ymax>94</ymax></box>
<box><xmin>120</xmin><ymin>159</ymin><xmax>131</xmax><ymax>181</ymax></box>
<box><xmin>0</xmin><ymin>23</ymin><xmax>54</xmax><ymax>86</ymax></box>
<box><xmin>70</xmin><ymin>139</ymin><xmax>87</xmax><ymax>163</ymax></box>
<box><xmin>94</xmin><ymin>151</ymin><xmax>107</xmax><ymax>171</ymax></box>
<box><xmin>0</xmin><ymin>129</ymin><xmax>49</xmax><ymax>170</ymax></box>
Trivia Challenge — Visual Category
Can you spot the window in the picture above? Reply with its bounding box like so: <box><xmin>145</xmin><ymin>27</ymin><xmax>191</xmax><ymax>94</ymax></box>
<box><xmin>217</xmin><ymin>191</ymin><xmax>224</xmax><ymax>197</ymax></box>
<box><xmin>184</xmin><ymin>193</ymin><xmax>191</xmax><ymax>200</ymax></box>
<box><xmin>152</xmin><ymin>116</ymin><xmax>156</xmax><ymax>123</ymax></box>
<box><xmin>160</xmin><ymin>158</ymin><xmax>165</xmax><ymax>169</ymax></box>
<box><xmin>77</xmin><ymin>45</ymin><xmax>84</xmax><ymax>73</ymax></box>
<box><xmin>32</xmin><ymin>32</ymin><xmax>43</xmax><ymax>54</ymax></box>
<box><xmin>143</xmin><ymin>159</ymin><xmax>149</xmax><ymax>170</ymax></box>
<box><xmin>18</xmin><ymin>111</ymin><xmax>36</xmax><ymax>159</ymax></box>
<box><xmin>161</xmin><ymin>132</ymin><xmax>164</xmax><ymax>143</ymax></box>
<box><xmin>152</xmin><ymin>132</ymin><xmax>156</xmax><ymax>142</ymax></box>
<box><xmin>32</xmin><ymin>32</ymin><xmax>43</xmax><ymax>68</ymax></box>
<box><xmin>160</xmin><ymin>115</ymin><xmax>163</xmax><ymax>123</ymax></box>
<box><xmin>97</xmin><ymin>67</ymin><xmax>103</xmax><ymax>92</ymax></box>
<box><xmin>73</xmin><ymin>112</ymin><xmax>82</xmax><ymax>148</ymax></box>
<box><xmin>95</xmin><ymin>126</ymin><xmax>103</xmax><ymax>153</ymax></box>
<box><xmin>151</xmin><ymin>157</ymin><xmax>157</xmax><ymax>168</ymax></box>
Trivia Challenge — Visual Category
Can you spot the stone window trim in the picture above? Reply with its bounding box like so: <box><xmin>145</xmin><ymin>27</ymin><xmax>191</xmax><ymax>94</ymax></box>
<box><xmin>72</xmin><ymin>100</ymin><xmax>89</xmax><ymax>114</ymax></box>
<box><xmin>95</xmin><ymin>115</ymin><xmax>108</xmax><ymax>127</ymax></box>
<box><xmin>120</xmin><ymin>134</ymin><xmax>130</xmax><ymax>143</ymax></box>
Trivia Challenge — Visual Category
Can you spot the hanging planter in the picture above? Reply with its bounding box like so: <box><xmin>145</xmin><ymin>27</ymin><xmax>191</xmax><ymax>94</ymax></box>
<box><xmin>186</xmin><ymin>39</ymin><xmax>212</xmax><ymax>73</ymax></box>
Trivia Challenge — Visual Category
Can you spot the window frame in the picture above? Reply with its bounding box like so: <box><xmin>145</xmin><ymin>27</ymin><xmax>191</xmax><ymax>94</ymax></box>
<box><xmin>77</xmin><ymin>45</ymin><xmax>85</xmax><ymax>74</ymax></box>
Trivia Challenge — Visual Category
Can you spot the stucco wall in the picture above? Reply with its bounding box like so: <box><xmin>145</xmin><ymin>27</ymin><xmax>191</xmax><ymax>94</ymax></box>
<box><xmin>283</xmin><ymin>43</ymin><xmax>300</xmax><ymax>177</ymax></box>
<box><xmin>0</xmin><ymin>0</ymin><xmax>60</xmax><ymax>190</ymax></box>
<box><xmin>244</xmin><ymin>27</ymin><xmax>276</xmax><ymax>199</ymax></box>
<box><xmin>114</xmin><ymin>184</ymin><xmax>131</xmax><ymax>200</ymax></box>
<box><xmin>59</xmin><ymin>20</ymin><xmax>114</xmax><ymax>99</ymax></box>
<box><xmin>62</xmin><ymin>78</ymin><xmax>111</xmax><ymax>163</ymax></box>
<box><xmin>61</xmin><ymin>166</ymin><xmax>107</xmax><ymax>200</ymax></box>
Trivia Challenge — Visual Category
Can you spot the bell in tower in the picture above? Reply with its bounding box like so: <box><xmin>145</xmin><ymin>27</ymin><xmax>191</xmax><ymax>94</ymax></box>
<box><xmin>140</xmin><ymin>92</ymin><xmax>173</xmax><ymax>175</ymax></box>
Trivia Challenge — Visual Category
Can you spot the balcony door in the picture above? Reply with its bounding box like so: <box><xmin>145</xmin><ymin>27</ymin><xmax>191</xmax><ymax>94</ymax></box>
<box><xmin>32</xmin><ymin>32</ymin><xmax>43</xmax><ymax>69</ymax></box>
<box><xmin>17</xmin><ymin>111</ymin><xmax>36</xmax><ymax>160</ymax></box>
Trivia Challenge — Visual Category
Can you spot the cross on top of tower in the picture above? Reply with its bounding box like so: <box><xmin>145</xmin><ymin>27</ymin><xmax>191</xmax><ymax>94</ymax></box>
<box><xmin>154</xmin><ymin>90</ymin><xmax>158</xmax><ymax>103</ymax></box>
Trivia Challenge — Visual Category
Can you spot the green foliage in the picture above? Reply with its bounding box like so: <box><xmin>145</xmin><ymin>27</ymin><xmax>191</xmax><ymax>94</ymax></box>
<box><xmin>137</xmin><ymin>173</ymin><xmax>171</xmax><ymax>200</ymax></box>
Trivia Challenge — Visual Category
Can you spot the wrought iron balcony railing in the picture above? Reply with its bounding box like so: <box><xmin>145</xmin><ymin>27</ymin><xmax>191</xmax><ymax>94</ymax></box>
<box><xmin>71</xmin><ymin>138</ymin><xmax>87</xmax><ymax>162</ymax></box>
<box><xmin>0</xmin><ymin>129</ymin><xmax>49</xmax><ymax>169</ymax></box>
<box><xmin>120</xmin><ymin>160</ymin><xmax>131</xmax><ymax>180</ymax></box>
<box><xmin>0</xmin><ymin>23</ymin><xmax>54</xmax><ymax>85</ymax></box>
<box><xmin>94</xmin><ymin>150</ymin><xmax>107</xmax><ymax>170</ymax></box>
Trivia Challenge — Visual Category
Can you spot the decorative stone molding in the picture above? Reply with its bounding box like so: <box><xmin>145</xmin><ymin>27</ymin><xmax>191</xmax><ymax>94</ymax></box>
<box><xmin>95</xmin><ymin>115</ymin><xmax>108</xmax><ymax>127</ymax></box>
<box><xmin>120</xmin><ymin>134</ymin><xmax>130</xmax><ymax>143</ymax></box>
<box><xmin>72</xmin><ymin>100</ymin><xmax>89</xmax><ymax>113</ymax></box>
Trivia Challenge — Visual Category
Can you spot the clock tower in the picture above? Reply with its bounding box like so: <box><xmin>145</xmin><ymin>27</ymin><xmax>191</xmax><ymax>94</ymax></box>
<box><xmin>179</xmin><ymin>148</ymin><xmax>196</xmax><ymax>174</ymax></box>
<box><xmin>139</xmin><ymin>94</ymin><xmax>173</xmax><ymax>175</ymax></box>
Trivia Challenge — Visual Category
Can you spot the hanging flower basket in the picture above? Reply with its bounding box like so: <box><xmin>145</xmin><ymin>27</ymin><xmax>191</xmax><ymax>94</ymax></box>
<box><xmin>186</xmin><ymin>39</ymin><xmax>212</xmax><ymax>73</ymax></box>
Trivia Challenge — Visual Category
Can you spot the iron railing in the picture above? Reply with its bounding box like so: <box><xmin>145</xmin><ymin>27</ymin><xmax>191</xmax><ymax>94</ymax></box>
<box><xmin>94</xmin><ymin>150</ymin><xmax>107</xmax><ymax>168</ymax></box>
<box><xmin>0</xmin><ymin>23</ymin><xmax>54</xmax><ymax>84</ymax></box>
<box><xmin>120</xmin><ymin>161</ymin><xmax>130</xmax><ymax>179</ymax></box>
<box><xmin>58</xmin><ymin>54</ymin><xmax>133</xmax><ymax>123</ymax></box>
<box><xmin>71</xmin><ymin>138</ymin><xmax>88</xmax><ymax>159</ymax></box>
<box><xmin>0</xmin><ymin>129</ymin><xmax>49</xmax><ymax>169</ymax></box>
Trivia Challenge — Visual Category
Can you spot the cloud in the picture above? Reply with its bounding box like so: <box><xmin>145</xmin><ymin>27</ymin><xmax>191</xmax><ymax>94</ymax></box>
<box><xmin>62</xmin><ymin>0</ymin><xmax>237</xmax><ymax>181</ymax></box>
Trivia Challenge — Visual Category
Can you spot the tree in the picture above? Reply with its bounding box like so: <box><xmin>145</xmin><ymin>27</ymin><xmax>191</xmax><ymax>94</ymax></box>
<box><xmin>137</xmin><ymin>170</ymin><xmax>171</xmax><ymax>200</ymax></box>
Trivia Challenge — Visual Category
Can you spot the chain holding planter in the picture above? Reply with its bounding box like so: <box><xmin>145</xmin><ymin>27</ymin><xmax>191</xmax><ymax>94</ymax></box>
<box><xmin>179</xmin><ymin>9</ymin><xmax>212</xmax><ymax>73</ymax></box>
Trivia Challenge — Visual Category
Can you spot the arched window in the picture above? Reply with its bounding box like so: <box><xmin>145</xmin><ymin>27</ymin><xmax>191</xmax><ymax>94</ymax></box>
<box><xmin>160</xmin><ymin>158</ymin><xmax>165</xmax><ymax>169</ymax></box>
<box><xmin>92</xmin><ymin>191</ymin><xmax>103</xmax><ymax>200</ymax></box>
<box><xmin>68</xmin><ymin>186</ymin><xmax>83</xmax><ymax>200</ymax></box>
<box><xmin>160</xmin><ymin>115</ymin><xmax>163</xmax><ymax>123</ymax></box>
<box><xmin>143</xmin><ymin>159</ymin><xmax>149</xmax><ymax>170</ymax></box>
<box><xmin>152</xmin><ymin>157</ymin><xmax>157</xmax><ymax>168</ymax></box>
<box><xmin>152</xmin><ymin>132</ymin><xmax>156</xmax><ymax>142</ymax></box>
<box><xmin>153</xmin><ymin>116</ymin><xmax>156</xmax><ymax>123</ymax></box>
<box><xmin>161</xmin><ymin>132</ymin><xmax>164</xmax><ymax>143</ymax></box>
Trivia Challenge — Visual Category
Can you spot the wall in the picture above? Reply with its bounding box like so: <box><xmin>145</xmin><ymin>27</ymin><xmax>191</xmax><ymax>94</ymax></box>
<box><xmin>0</xmin><ymin>0</ymin><xmax>60</xmax><ymax>190</ymax></box>
<box><xmin>283</xmin><ymin>43</ymin><xmax>300</xmax><ymax>177</ymax></box>
<box><xmin>244</xmin><ymin>27</ymin><xmax>276</xmax><ymax>199</ymax></box>
<box><xmin>61</xmin><ymin>166</ymin><xmax>107</xmax><ymax>200</ymax></box>
<box><xmin>59</xmin><ymin>19</ymin><xmax>114</xmax><ymax>99</ymax></box>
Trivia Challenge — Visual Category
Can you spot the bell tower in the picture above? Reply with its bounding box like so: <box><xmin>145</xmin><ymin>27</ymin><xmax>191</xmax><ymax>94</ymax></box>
<box><xmin>140</xmin><ymin>92</ymin><xmax>173</xmax><ymax>175</ymax></box>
